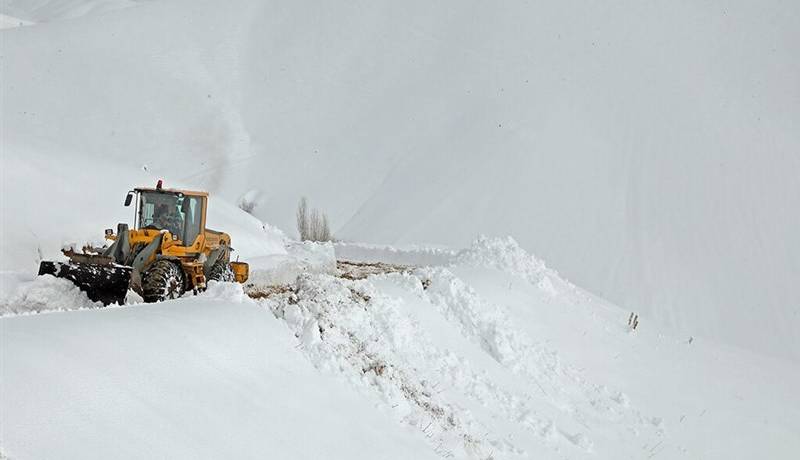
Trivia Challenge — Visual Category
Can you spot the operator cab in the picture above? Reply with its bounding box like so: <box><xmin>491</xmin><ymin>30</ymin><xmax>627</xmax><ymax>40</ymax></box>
<box><xmin>125</xmin><ymin>182</ymin><xmax>206</xmax><ymax>245</ymax></box>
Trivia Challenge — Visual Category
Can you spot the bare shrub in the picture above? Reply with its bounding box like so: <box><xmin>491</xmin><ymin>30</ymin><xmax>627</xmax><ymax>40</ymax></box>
<box><xmin>238</xmin><ymin>190</ymin><xmax>259</xmax><ymax>214</ymax></box>
<box><xmin>238</xmin><ymin>198</ymin><xmax>256</xmax><ymax>214</ymax></box>
<box><xmin>296</xmin><ymin>197</ymin><xmax>309</xmax><ymax>240</ymax></box>
<box><xmin>296</xmin><ymin>196</ymin><xmax>332</xmax><ymax>242</ymax></box>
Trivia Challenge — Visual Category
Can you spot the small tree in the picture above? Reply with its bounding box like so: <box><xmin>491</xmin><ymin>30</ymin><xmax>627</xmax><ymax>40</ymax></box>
<box><xmin>296</xmin><ymin>196</ymin><xmax>332</xmax><ymax>242</ymax></box>
<box><xmin>320</xmin><ymin>214</ymin><xmax>331</xmax><ymax>242</ymax></box>
<box><xmin>238</xmin><ymin>197</ymin><xmax>256</xmax><ymax>214</ymax></box>
<box><xmin>296</xmin><ymin>196</ymin><xmax>309</xmax><ymax>241</ymax></box>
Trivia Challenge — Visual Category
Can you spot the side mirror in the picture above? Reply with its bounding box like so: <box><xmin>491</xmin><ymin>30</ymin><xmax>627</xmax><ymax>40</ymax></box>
<box><xmin>124</xmin><ymin>192</ymin><xmax>134</xmax><ymax>207</ymax></box>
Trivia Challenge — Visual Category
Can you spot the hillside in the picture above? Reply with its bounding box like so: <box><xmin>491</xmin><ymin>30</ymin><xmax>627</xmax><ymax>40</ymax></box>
<box><xmin>1</xmin><ymin>1</ymin><xmax>799</xmax><ymax>458</ymax></box>
<box><xmin>2</xmin><ymin>0</ymin><xmax>798</xmax><ymax>361</ymax></box>
<box><xmin>4</xmin><ymin>240</ymin><xmax>798</xmax><ymax>459</ymax></box>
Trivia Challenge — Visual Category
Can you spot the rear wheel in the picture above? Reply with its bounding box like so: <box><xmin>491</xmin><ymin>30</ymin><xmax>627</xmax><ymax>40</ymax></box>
<box><xmin>208</xmin><ymin>255</ymin><xmax>234</xmax><ymax>282</ymax></box>
<box><xmin>141</xmin><ymin>259</ymin><xmax>185</xmax><ymax>303</ymax></box>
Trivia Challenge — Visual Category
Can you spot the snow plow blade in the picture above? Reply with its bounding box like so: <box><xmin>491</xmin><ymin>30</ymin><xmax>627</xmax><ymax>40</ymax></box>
<box><xmin>38</xmin><ymin>259</ymin><xmax>132</xmax><ymax>306</ymax></box>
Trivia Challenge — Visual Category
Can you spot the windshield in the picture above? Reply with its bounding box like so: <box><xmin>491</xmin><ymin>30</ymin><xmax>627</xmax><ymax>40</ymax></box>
<box><xmin>137</xmin><ymin>191</ymin><xmax>203</xmax><ymax>245</ymax></box>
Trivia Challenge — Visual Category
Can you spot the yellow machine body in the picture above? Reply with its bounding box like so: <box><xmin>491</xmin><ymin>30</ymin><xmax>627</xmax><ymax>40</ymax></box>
<box><xmin>107</xmin><ymin>186</ymin><xmax>249</xmax><ymax>291</ymax></box>
<box><xmin>38</xmin><ymin>183</ymin><xmax>250</xmax><ymax>306</ymax></box>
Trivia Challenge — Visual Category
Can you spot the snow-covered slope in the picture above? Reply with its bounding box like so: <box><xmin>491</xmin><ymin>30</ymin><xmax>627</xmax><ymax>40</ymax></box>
<box><xmin>0</xmin><ymin>13</ymin><xmax>31</xmax><ymax>29</ymax></box>
<box><xmin>3</xmin><ymin>239</ymin><xmax>798</xmax><ymax>459</ymax></box>
<box><xmin>3</xmin><ymin>2</ymin><xmax>798</xmax><ymax>458</ymax></box>
<box><xmin>0</xmin><ymin>0</ymin><xmax>142</xmax><ymax>23</ymax></box>
<box><xmin>0</xmin><ymin>141</ymin><xmax>286</xmax><ymax>274</ymax></box>
<box><xmin>2</xmin><ymin>0</ymin><xmax>797</xmax><ymax>361</ymax></box>
<box><xmin>0</xmin><ymin>284</ymin><xmax>438</xmax><ymax>460</ymax></box>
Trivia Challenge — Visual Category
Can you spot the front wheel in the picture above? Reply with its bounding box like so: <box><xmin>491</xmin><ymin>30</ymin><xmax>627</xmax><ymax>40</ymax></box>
<box><xmin>141</xmin><ymin>259</ymin><xmax>185</xmax><ymax>303</ymax></box>
<box><xmin>207</xmin><ymin>256</ymin><xmax>235</xmax><ymax>282</ymax></box>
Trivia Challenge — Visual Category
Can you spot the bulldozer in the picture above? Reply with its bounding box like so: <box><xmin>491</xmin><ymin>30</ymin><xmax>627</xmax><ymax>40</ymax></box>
<box><xmin>38</xmin><ymin>180</ymin><xmax>249</xmax><ymax>305</ymax></box>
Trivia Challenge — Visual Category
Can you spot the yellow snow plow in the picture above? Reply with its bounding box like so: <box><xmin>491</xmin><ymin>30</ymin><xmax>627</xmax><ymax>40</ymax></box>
<box><xmin>39</xmin><ymin>181</ymin><xmax>249</xmax><ymax>305</ymax></box>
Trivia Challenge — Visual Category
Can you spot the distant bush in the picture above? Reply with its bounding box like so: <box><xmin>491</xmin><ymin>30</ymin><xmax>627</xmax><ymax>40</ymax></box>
<box><xmin>238</xmin><ymin>190</ymin><xmax>259</xmax><ymax>214</ymax></box>
<box><xmin>296</xmin><ymin>196</ymin><xmax>332</xmax><ymax>242</ymax></box>
<box><xmin>238</xmin><ymin>198</ymin><xmax>256</xmax><ymax>214</ymax></box>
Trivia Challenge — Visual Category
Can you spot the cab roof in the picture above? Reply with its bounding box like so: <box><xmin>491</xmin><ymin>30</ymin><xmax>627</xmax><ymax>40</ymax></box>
<box><xmin>134</xmin><ymin>187</ymin><xmax>208</xmax><ymax>197</ymax></box>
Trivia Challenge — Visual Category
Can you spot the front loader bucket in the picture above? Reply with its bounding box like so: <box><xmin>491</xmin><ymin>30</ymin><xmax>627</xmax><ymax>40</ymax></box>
<box><xmin>39</xmin><ymin>260</ymin><xmax>133</xmax><ymax>306</ymax></box>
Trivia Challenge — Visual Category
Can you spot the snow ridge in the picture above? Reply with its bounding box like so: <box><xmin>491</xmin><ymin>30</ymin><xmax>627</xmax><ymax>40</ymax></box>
<box><xmin>454</xmin><ymin>236</ymin><xmax>570</xmax><ymax>298</ymax></box>
<box><xmin>257</xmin><ymin>240</ymin><xmax>664</xmax><ymax>458</ymax></box>
<box><xmin>0</xmin><ymin>274</ymin><xmax>104</xmax><ymax>315</ymax></box>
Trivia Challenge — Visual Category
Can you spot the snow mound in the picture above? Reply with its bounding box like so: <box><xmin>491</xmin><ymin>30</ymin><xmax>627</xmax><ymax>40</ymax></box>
<box><xmin>259</xmin><ymin>268</ymin><xmax>665</xmax><ymax>458</ymax></box>
<box><xmin>262</xmin><ymin>273</ymin><xmax>506</xmax><ymax>457</ymax></box>
<box><xmin>334</xmin><ymin>242</ymin><xmax>457</xmax><ymax>267</ymax></box>
<box><xmin>246</xmin><ymin>241</ymin><xmax>336</xmax><ymax>287</ymax></box>
<box><xmin>454</xmin><ymin>236</ymin><xmax>570</xmax><ymax>297</ymax></box>
<box><xmin>3</xmin><ymin>237</ymin><xmax>798</xmax><ymax>458</ymax></box>
<box><xmin>202</xmin><ymin>280</ymin><xmax>248</xmax><ymax>304</ymax></box>
<box><xmin>0</xmin><ymin>293</ymin><xmax>439</xmax><ymax>460</ymax></box>
<box><xmin>417</xmin><ymin>266</ymin><xmax>527</xmax><ymax>366</ymax></box>
<box><xmin>0</xmin><ymin>274</ymin><xmax>103</xmax><ymax>315</ymax></box>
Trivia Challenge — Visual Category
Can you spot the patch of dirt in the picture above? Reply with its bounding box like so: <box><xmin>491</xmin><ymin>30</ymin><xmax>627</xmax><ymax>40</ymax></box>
<box><xmin>336</xmin><ymin>260</ymin><xmax>412</xmax><ymax>280</ymax></box>
<box><xmin>245</xmin><ymin>260</ymin><xmax>413</xmax><ymax>301</ymax></box>
<box><xmin>245</xmin><ymin>284</ymin><xmax>295</xmax><ymax>300</ymax></box>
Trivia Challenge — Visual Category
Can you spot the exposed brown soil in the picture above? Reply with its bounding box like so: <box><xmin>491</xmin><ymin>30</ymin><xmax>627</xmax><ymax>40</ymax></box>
<box><xmin>336</xmin><ymin>260</ymin><xmax>412</xmax><ymax>280</ymax></box>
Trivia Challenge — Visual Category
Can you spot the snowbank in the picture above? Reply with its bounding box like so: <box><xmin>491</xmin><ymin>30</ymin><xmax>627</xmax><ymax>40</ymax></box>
<box><xmin>334</xmin><ymin>242</ymin><xmax>456</xmax><ymax>267</ymax></box>
<box><xmin>0</xmin><ymin>273</ymin><xmax>104</xmax><ymax>315</ymax></box>
<box><xmin>453</xmin><ymin>236</ymin><xmax>572</xmax><ymax>297</ymax></box>
<box><xmin>3</xmin><ymin>236</ymin><xmax>798</xmax><ymax>459</ymax></box>
<box><xmin>0</xmin><ymin>292</ymin><xmax>438</xmax><ymax>460</ymax></box>
<box><xmin>3</xmin><ymin>0</ymin><xmax>796</xmax><ymax>360</ymax></box>
<box><xmin>247</xmin><ymin>241</ymin><xmax>336</xmax><ymax>286</ymax></box>
<box><xmin>257</xmin><ymin>239</ymin><xmax>800</xmax><ymax>458</ymax></box>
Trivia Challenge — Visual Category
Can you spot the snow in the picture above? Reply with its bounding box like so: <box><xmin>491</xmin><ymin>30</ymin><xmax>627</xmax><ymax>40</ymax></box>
<box><xmin>4</xmin><ymin>238</ymin><xmax>796</xmax><ymax>458</ymax></box>
<box><xmin>2</xmin><ymin>0</ymin><xmax>797</xmax><ymax>361</ymax></box>
<box><xmin>0</xmin><ymin>142</ymin><xmax>287</xmax><ymax>274</ymax></box>
<box><xmin>246</xmin><ymin>241</ymin><xmax>337</xmax><ymax>286</ymax></box>
<box><xmin>261</xmin><ymin>242</ymin><xmax>799</xmax><ymax>458</ymax></box>
<box><xmin>1</xmin><ymin>0</ymin><xmax>142</xmax><ymax>23</ymax></box>
<box><xmin>0</xmin><ymin>289</ymin><xmax>439</xmax><ymax>460</ymax></box>
<box><xmin>1</xmin><ymin>0</ymin><xmax>799</xmax><ymax>458</ymax></box>
<box><xmin>0</xmin><ymin>13</ymin><xmax>32</xmax><ymax>29</ymax></box>
<box><xmin>0</xmin><ymin>273</ymin><xmax>104</xmax><ymax>315</ymax></box>
<box><xmin>334</xmin><ymin>242</ymin><xmax>457</xmax><ymax>267</ymax></box>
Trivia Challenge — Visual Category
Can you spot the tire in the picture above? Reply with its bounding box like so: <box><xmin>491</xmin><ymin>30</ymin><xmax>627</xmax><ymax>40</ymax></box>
<box><xmin>141</xmin><ymin>259</ymin><xmax>185</xmax><ymax>303</ymax></box>
<box><xmin>208</xmin><ymin>256</ymin><xmax>235</xmax><ymax>282</ymax></box>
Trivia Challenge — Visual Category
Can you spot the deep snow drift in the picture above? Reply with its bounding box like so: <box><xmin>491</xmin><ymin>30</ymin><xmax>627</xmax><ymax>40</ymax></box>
<box><xmin>2</xmin><ymin>238</ymin><xmax>798</xmax><ymax>459</ymax></box>
<box><xmin>0</xmin><ymin>283</ymin><xmax>438</xmax><ymax>460</ymax></box>
<box><xmin>2</xmin><ymin>0</ymin><xmax>798</xmax><ymax>361</ymax></box>
<box><xmin>1</xmin><ymin>1</ymin><xmax>799</xmax><ymax>458</ymax></box>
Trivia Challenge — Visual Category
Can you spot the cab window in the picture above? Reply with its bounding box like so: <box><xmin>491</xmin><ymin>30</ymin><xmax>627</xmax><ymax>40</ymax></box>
<box><xmin>182</xmin><ymin>196</ymin><xmax>203</xmax><ymax>245</ymax></box>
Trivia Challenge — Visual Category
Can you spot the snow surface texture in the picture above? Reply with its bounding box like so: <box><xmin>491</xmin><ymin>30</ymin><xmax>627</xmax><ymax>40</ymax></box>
<box><xmin>0</xmin><ymin>240</ymin><xmax>332</xmax><ymax>316</ymax></box>
<box><xmin>0</xmin><ymin>285</ymin><xmax>439</xmax><ymax>460</ymax></box>
<box><xmin>0</xmin><ymin>142</ymin><xmax>287</xmax><ymax>275</ymax></box>
<box><xmin>0</xmin><ymin>273</ymin><xmax>105</xmax><ymax>315</ymax></box>
<box><xmin>1</xmin><ymin>0</ymin><xmax>141</xmax><ymax>23</ymax></box>
<box><xmin>0</xmin><ymin>13</ymin><xmax>32</xmax><ymax>29</ymax></box>
<box><xmin>2</xmin><ymin>0</ymin><xmax>798</xmax><ymax>361</ymax></box>
<box><xmin>3</xmin><ymin>237</ymin><xmax>797</xmax><ymax>459</ymax></box>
